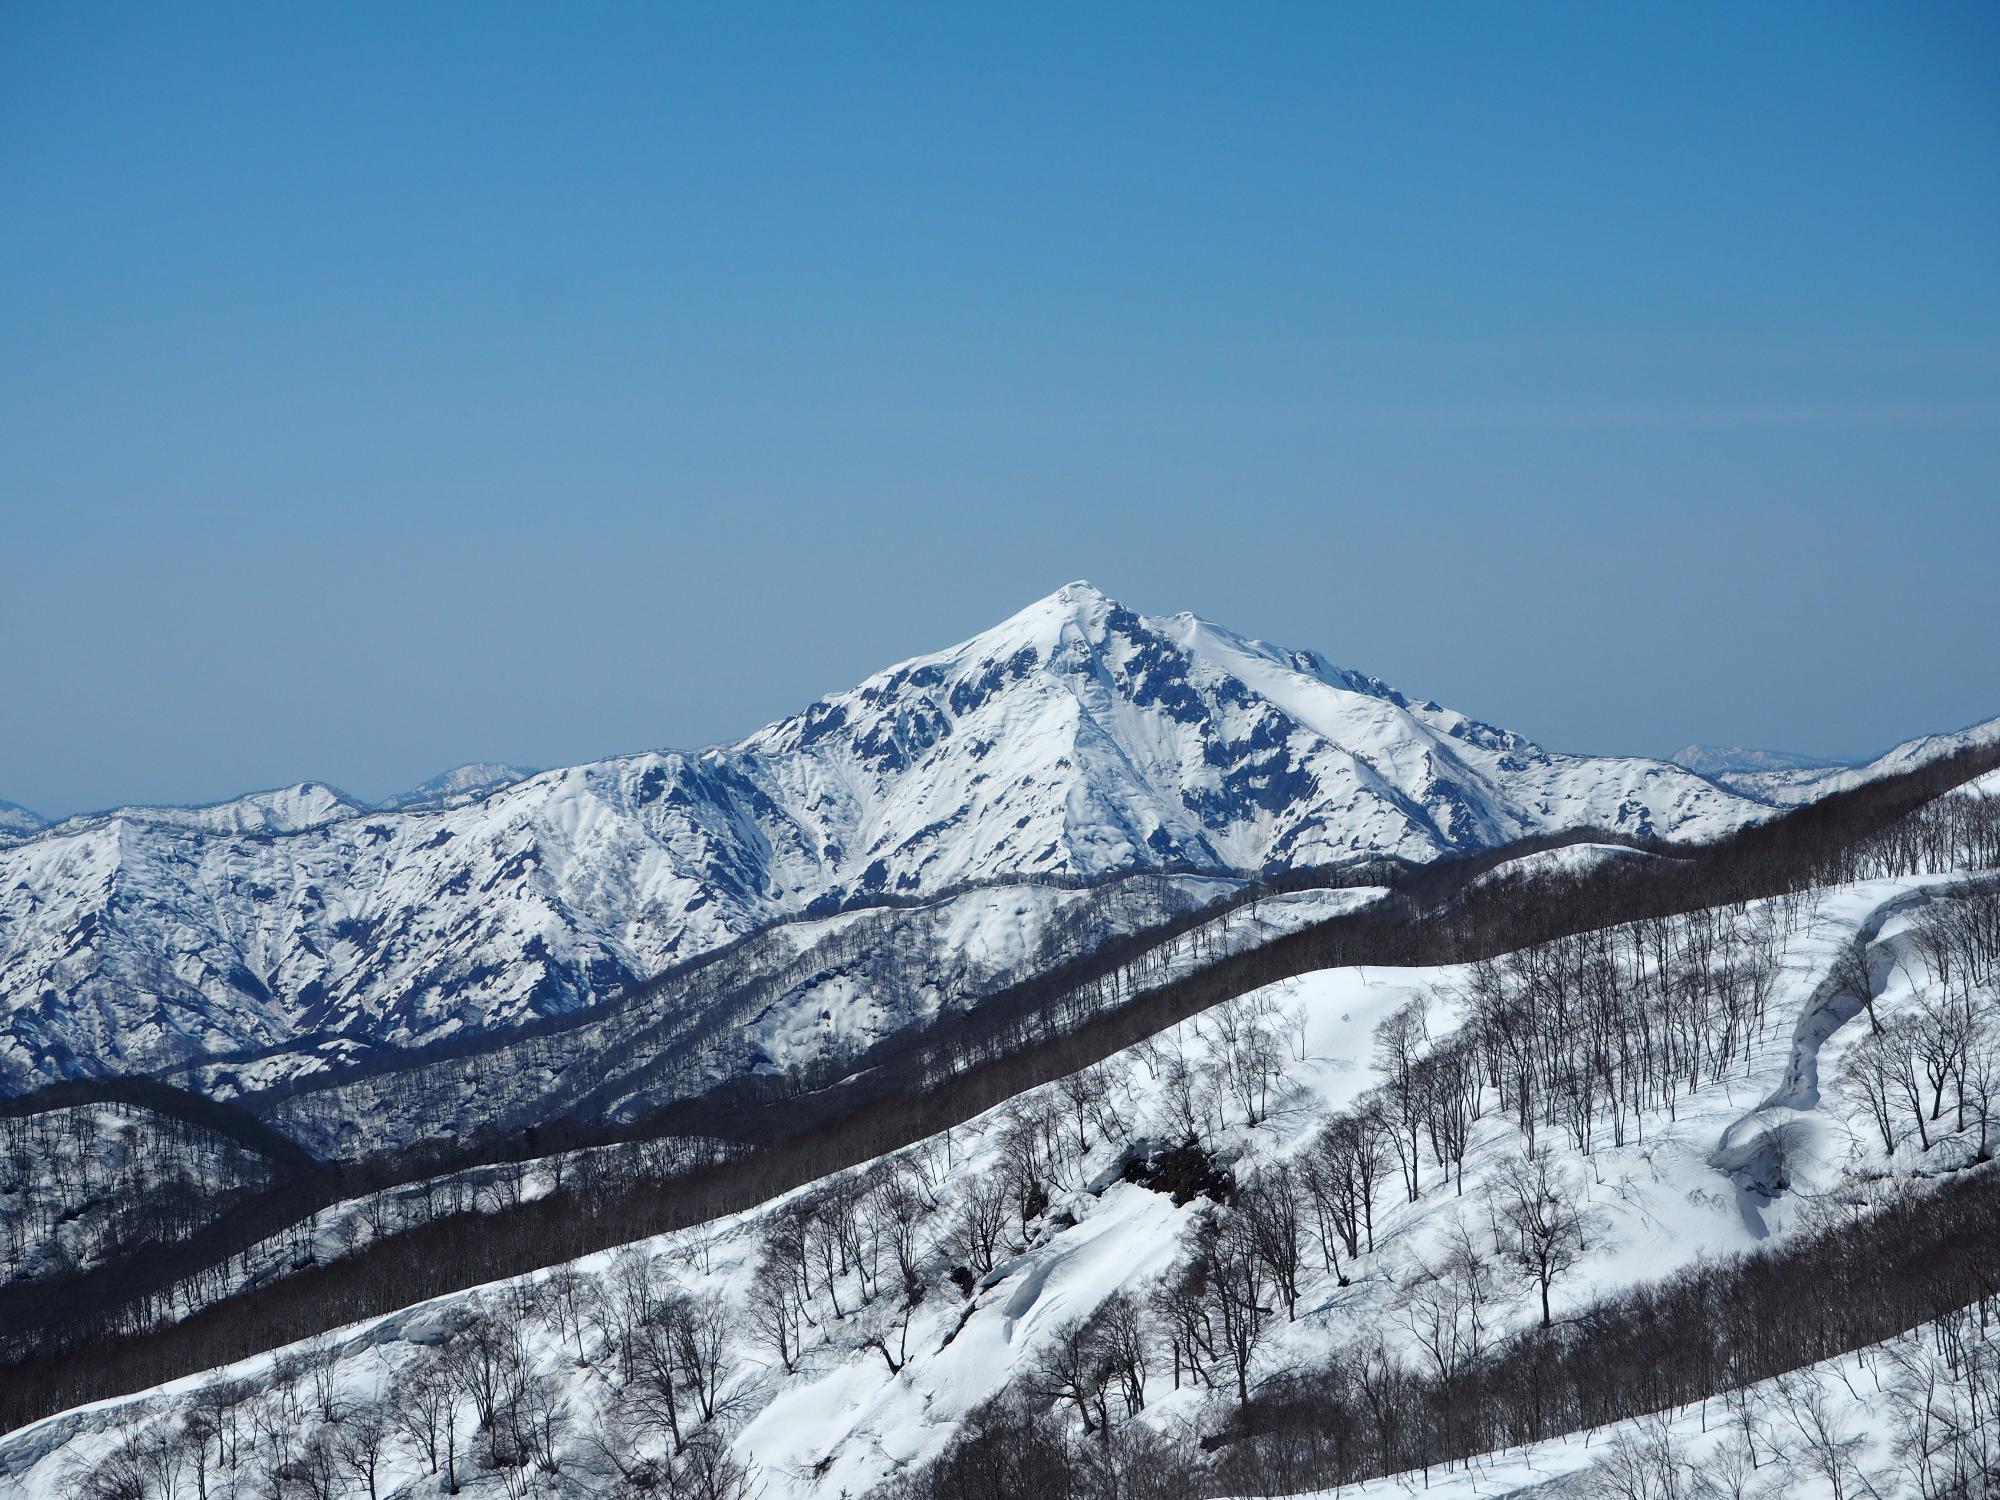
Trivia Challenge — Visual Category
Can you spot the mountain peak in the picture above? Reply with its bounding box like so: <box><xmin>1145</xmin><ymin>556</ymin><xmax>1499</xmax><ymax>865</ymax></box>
<box><xmin>1050</xmin><ymin>578</ymin><xmax>1110</xmax><ymax>605</ymax></box>
<box><xmin>989</xmin><ymin>578</ymin><xmax>1120</xmax><ymax>634</ymax></box>
<box><xmin>0</xmin><ymin>586</ymin><xmax>1887</xmax><ymax>1095</ymax></box>
<box><xmin>0</xmin><ymin>800</ymin><xmax>45</xmax><ymax>845</ymax></box>
<box><xmin>379</xmin><ymin>762</ymin><xmax>539</xmax><ymax>811</ymax></box>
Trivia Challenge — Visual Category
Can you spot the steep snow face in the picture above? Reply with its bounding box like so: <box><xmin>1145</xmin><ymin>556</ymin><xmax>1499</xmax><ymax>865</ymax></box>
<box><xmin>737</xmin><ymin>583</ymin><xmax>1761</xmax><ymax>886</ymax></box>
<box><xmin>0</xmin><ymin>581</ymin><xmax>1808</xmax><ymax>1091</ymax></box>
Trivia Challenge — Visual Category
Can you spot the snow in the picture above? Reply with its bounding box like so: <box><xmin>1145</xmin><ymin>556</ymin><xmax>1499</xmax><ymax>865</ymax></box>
<box><xmin>1709</xmin><ymin>713</ymin><xmax>2000</xmax><ymax>806</ymax></box>
<box><xmin>0</xmin><ymin>801</ymin><xmax>45</xmax><ymax>847</ymax></box>
<box><xmin>0</xmin><ymin>582</ymin><xmax>1855</xmax><ymax>1094</ymax></box>
<box><xmin>1470</xmin><ymin>841</ymin><xmax>1665</xmax><ymax>887</ymax></box>
<box><xmin>1951</xmin><ymin>765</ymin><xmax>2000</xmax><ymax>799</ymax></box>
<box><xmin>376</xmin><ymin>763</ymin><xmax>540</xmax><ymax>811</ymax></box>
<box><xmin>1670</xmin><ymin>744</ymin><xmax>1852</xmax><ymax>778</ymax></box>
<box><xmin>10</xmin><ymin>862</ymin><xmax>1988</xmax><ymax>1500</ymax></box>
<box><xmin>1250</xmin><ymin>1332</ymin><xmax>1925</xmax><ymax>1499</ymax></box>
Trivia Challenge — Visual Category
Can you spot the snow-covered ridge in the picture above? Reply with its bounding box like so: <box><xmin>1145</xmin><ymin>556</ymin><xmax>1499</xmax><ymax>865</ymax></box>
<box><xmin>1669</xmin><ymin>743</ymin><xmax>1852</xmax><ymax>778</ymax></box>
<box><xmin>376</xmin><ymin>762</ymin><xmax>541</xmax><ymax>812</ymax></box>
<box><xmin>1699</xmin><ymin>713</ymin><xmax>2000</xmax><ymax>806</ymax></box>
<box><xmin>34</xmin><ymin>781</ymin><xmax>367</xmax><ymax>840</ymax></box>
<box><xmin>29</xmin><ymin>761</ymin><xmax>541</xmax><ymax>836</ymax></box>
<box><xmin>0</xmin><ymin>582</ymin><xmax>1988</xmax><ymax>1093</ymax></box>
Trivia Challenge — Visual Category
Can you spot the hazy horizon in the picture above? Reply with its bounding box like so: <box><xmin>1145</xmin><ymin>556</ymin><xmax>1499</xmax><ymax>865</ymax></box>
<box><xmin>7</xmin><ymin>573</ymin><xmax>1995</xmax><ymax>822</ymax></box>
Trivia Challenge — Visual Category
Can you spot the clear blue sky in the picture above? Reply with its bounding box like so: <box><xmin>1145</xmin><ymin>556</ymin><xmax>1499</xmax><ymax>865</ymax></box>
<box><xmin>3</xmin><ymin>3</ymin><xmax>1997</xmax><ymax>818</ymax></box>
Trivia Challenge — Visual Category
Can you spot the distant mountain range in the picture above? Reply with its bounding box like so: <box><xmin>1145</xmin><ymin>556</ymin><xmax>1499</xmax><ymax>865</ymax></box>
<box><xmin>1674</xmin><ymin>724</ymin><xmax>2000</xmax><ymax>807</ymax></box>
<box><xmin>375</xmin><ymin>761</ymin><xmax>542</xmax><ymax>812</ymax></box>
<box><xmin>0</xmin><ymin>764</ymin><xmax>545</xmax><ymax>848</ymax></box>
<box><xmin>1669</xmin><ymin>744</ymin><xmax>1853</xmax><ymax>778</ymax></box>
<box><xmin>2</xmin><ymin>581</ymin><xmax>1995</xmax><ymax>1093</ymax></box>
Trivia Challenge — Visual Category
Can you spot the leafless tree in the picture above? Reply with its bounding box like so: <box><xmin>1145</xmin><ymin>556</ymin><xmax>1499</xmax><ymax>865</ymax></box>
<box><xmin>1374</xmin><ymin>999</ymin><xmax>1430</xmax><ymax>1201</ymax></box>
<box><xmin>747</xmin><ymin>1255</ymin><xmax>801</xmax><ymax>1373</ymax></box>
<box><xmin>1238</xmin><ymin>1163</ymin><xmax>1307</xmax><ymax>1320</ymax></box>
<box><xmin>1027</xmin><ymin>1314</ymin><xmax>1111</xmax><ymax>1436</ymax></box>
<box><xmin>1091</xmin><ymin>1291</ymin><xmax>1150</xmax><ymax>1418</ymax></box>
<box><xmin>1771</xmin><ymin>1369</ymin><xmax>1869</xmax><ymax>1500</ymax></box>
<box><xmin>390</xmin><ymin>1350</ymin><xmax>459</xmax><ymax>1490</ymax></box>
<box><xmin>947</xmin><ymin>1171</ymin><xmax>1010</xmax><ymax>1279</ymax></box>
<box><xmin>1489</xmin><ymin>1145</ymin><xmax>1590</xmax><ymax>1328</ymax></box>
<box><xmin>332</xmin><ymin>1400</ymin><xmax>391</xmax><ymax>1500</ymax></box>
<box><xmin>1399</xmin><ymin>1215</ymin><xmax>1502</xmax><ymax>1387</ymax></box>
<box><xmin>1829</xmin><ymin>939</ymin><xmax>1881</xmax><ymax>1035</ymax></box>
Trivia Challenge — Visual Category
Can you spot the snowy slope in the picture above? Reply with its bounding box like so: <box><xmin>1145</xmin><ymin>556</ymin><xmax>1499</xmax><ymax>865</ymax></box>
<box><xmin>34</xmin><ymin>782</ymin><xmax>367</xmax><ymax>839</ymax></box>
<box><xmin>238</xmin><ymin>877</ymin><xmax>1379</xmax><ymax>1160</ymax></box>
<box><xmin>0</xmin><ymin>583</ymin><xmax>1884</xmax><ymax>1092</ymax></box>
<box><xmin>1258</xmin><ymin>1322</ymin><xmax>1979</xmax><ymax>1500</ymax></box>
<box><xmin>8</xmin><ymin>863</ymin><xmax>1985</xmax><ymax>1499</ymax></box>
<box><xmin>1470</xmin><ymin>840</ymin><xmax>1667</xmax><ymax>888</ymax></box>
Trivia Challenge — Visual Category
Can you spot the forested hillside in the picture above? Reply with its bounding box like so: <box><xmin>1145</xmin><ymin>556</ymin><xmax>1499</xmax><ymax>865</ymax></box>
<box><xmin>5</xmin><ymin>747</ymin><xmax>1996</xmax><ymax>1500</ymax></box>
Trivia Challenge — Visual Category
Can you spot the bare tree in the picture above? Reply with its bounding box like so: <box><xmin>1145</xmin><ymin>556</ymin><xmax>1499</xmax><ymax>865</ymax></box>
<box><xmin>1027</xmin><ymin>1315</ymin><xmax>1111</xmax><ymax>1436</ymax></box>
<box><xmin>1238</xmin><ymin>1163</ymin><xmax>1307</xmax><ymax>1320</ymax></box>
<box><xmin>947</xmin><ymin>1171</ymin><xmax>1010</xmax><ymax>1279</ymax></box>
<box><xmin>1399</xmin><ymin>1215</ymin><xmax>1501</xmax><ymax>1387</ymax></box>
<box><xmin>511</xmin><ymin>1366</ymin><xmax>572</xmax><ymax>1475</ymax></box>
<box><xmin>1091</xmin><ymin>1291</ymin><xmax>1150</xmax><ymax>1418</ymax></box>
<box><xmin>1840</xmin><ymin>1027</ymin><xmax>1905</xmax><ymax>1156</ymax></box>
<box><xmin>673</xmin><ymin>1292</ymin><xmax>734</xmax><ymax>1426</ymax></box>
<box><xmin>1210</xmin><ymin>1212</ymin><xmax>1272</xmax><ymax>1403</ymax></box>
<box><xmin>1772</xmin><ymin>1369</ymin><xmax>1869</xmax><ymax>1500</ymax></box>
<box><xmin>1489</xmin><ymin>1145</ymin><xmax>1590</xmax><ymax>1329</ymax></box>
<box><xmin>1829</xmin><ymin>939</ymin><xmax>1881</xmax><ymax>1035</ymax></box>
<box><xmin>1374</xmin><ymin>1000</ymin><xmax>1430</xmax><ymax>1201</ymax></box>
<box><xmin>390</xmin><ymin>1351</ymin><xmax>459</xmax><ymax>1490</ymax></box>
<box><xmin>332</xmin><ymin>1400</ymin><xmax>391</xmax><ymax>1500</ymax></box>
<box><xmin>1584</xmin><ymin>1413</ymin><xmax>1697</xmax><ymax>1500</ymax></box>
<box><xmin>747</xmin><ymin>1255</ymin><xmax>801</xmax><ymax>1374</ymax></box>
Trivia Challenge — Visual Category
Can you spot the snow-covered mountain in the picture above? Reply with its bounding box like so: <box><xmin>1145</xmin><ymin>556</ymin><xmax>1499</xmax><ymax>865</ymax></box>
<box><xmin>0</xmin><ymin>582</ymin><xmax>1917</xmax><ymax>1092</ymax></box>
<box><xmin>1669</xmin><ymin>743</ymin><xmax>1850</xmax><ymax>778</ymax></box>
<box><xmin>1695</xmin><ymin>714</ymin><xmax>2000</xmax><ymax>806</ymax></box>
<box><xmin>0</xmin><ymin>801</ymin><xmax>45</xmax><ymax>846</ymax></box>
<box><xmin>377</xmin><ymin>762</ymin><xmax>540</xmax><ymax>812</ymax></box>
<box><xmin>33</xmin><ymin>781</ymin><xmax>368</xmax><ymax>840</ymax></box>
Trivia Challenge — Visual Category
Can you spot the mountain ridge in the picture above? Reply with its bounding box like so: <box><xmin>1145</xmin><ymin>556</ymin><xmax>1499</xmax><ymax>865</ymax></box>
<box><xmin>0</xmin><ymin>582</ymin><xmax>1988</xmax><ymax>1094</ymax></box>
<box><xmin>1669</xmin><ymin>743</ymin><xmax>1853</xmax><ymax>777</ymax></box>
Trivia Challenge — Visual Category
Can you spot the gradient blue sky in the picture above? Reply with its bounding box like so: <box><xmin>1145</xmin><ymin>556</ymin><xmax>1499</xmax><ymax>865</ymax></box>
<box><xmin>4</xmin><ymin>3</ymin><xmax>1998</xmax><ymax>818</ymax></box>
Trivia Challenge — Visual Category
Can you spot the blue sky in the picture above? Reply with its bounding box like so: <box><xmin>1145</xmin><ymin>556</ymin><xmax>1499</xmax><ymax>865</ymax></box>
<box><xmin>3</xmin><ymin>3</ymin><xmax>1997</xmax><ymax>817</ymax></box>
